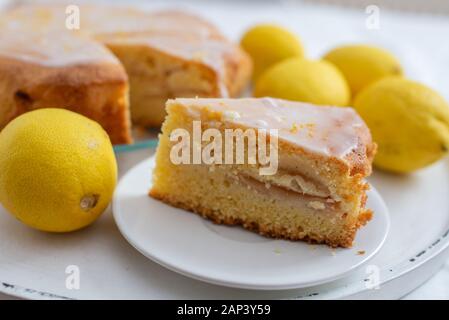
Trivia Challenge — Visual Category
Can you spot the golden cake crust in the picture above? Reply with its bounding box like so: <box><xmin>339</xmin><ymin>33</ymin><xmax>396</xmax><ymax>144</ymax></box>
<box><xmin>0</xmin><ymin>4</ymin><xmax>252</xmax><ymax>131</ymax></box>
<box><xmin>0</xmin><ymin>55</ymin><xmax>131</xmax><ymax>144</ymax></box>
<box><xmin>150</xmin><ymin>188</ymin><xmax>373</xmax><ymax>248</ymax></box>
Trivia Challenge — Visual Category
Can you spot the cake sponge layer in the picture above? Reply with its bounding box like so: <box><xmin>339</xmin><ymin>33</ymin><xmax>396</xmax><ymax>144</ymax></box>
<box><xmin>150</xmin><ymin>162</ymin><xmax>372</xmax><ymax>247</ymax></box>
<box><xmin>150</xmin><ymin>98</ymin><xmax>376</xmax><ymax>247</ymax></box>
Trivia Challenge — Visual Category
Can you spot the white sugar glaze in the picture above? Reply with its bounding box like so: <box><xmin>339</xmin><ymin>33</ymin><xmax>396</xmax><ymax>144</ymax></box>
<box><xmin>0</xmin><ymin>4</ymin><xmax>234</xmax><ymax>96</ymax></box>
<box><xmin>172</xmin><ymin>97</ymin><xmax>372</xmax><ymax>160</ymax></box>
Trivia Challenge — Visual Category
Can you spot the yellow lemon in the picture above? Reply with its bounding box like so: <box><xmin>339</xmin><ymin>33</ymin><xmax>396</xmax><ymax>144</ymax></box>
<box><xmin>0</xmin><ymin>109</ymin><xmax>117</xmax><ymax>232</ymax></box>
<box><xmin>354</xmin><ymin>77</ymin><xmax>449</xmax><ymax>173</ymax></box>
<box><xmin>254</xmin><ymin>57</ymin><xmax>350</xmax><ymax>106</ymax></box>
<box><xmin>324</xmin><ymin>45</ymin><xmax>403</xmax><ymax>97</ymax></box>
<box><xmin>241</xmin><ymin>24</ymin><xmax>304</xmax><ymax>80</ymax></box>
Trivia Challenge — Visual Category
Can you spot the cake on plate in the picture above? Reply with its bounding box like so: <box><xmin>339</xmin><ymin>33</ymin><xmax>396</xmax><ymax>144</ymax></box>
<box><xmin>0</xmin><ymin>12</ymin><xmax>131</xmax><ymax>144</ymax></box>
<box><xmin>0</xmin><ymin>4</ymin><xmax>251</xmax><ymax>142</ymax></box>
<box><xmin>150</xmin><ymin>98</ymin><xmax>376</xmax><ymax>247</ymax></box>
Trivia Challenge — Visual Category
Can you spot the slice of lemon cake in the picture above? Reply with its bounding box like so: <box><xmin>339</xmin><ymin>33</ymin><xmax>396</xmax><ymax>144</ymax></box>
<box><xmin>150</xmin><ymin>98</ymin><xmax>376</xmax><ymax>247</ymax></box>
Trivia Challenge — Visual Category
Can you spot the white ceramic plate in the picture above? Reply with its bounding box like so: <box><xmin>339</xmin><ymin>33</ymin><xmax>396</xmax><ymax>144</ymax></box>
<box><xmin>113</xmin><ymin>157</ymin><xmax>390</xmax><ymax>290</ymax></box>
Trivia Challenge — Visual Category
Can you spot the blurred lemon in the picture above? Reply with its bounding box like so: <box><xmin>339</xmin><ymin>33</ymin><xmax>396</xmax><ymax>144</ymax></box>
<box><xmin>0</xmin><ymin>109</ymin><xmax>117</xmax><ymax>232</ymax></box>
<box><xmin>354</xmin><ymin>77</ymin><xmax>449</xmax><ymax>173</ymax></box>
<box><xmin>241</xmin><ymin>24</ymin><xmax>304</xmax><ymax>80</ymax></box>
<box><xmin>324</xmin><ymin>45</ymin><xmax>402</xmax><ymax>97</ymax></box>
<box><xmin>254</xmin><ymin>57</ymin><xmax>350</xmax><ymax>106</ymax></box>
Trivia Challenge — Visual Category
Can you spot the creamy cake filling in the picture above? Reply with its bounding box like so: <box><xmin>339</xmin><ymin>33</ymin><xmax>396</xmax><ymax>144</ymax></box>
<box><xmin>239</xmin><ymin>167</ymin><xmax>331</xmax><ymax>199</ymax></box>
<box><xmin>224</xmin><ymin>172</ymin><xmax>341</xmax><ymax>213</ymax></box>
<box><xmin>209</xmin><ymin>164</ymin><xmax>344</xmax><ymax>214</ymax></box>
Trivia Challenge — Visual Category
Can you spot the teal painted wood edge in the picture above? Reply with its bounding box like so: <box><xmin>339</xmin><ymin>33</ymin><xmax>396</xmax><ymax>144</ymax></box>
<box><xmin>113</xmin><ymin>138</ymin><xmax>158</xmax><ymax>153</ymax></box>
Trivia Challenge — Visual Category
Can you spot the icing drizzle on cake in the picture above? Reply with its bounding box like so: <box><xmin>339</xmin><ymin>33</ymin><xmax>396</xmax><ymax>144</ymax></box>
<box><xmin>174</xmin><ymin>97</ymin><xmax>372</xmax><ymax>160</ymax></box>
<box><xmin>0</xmin><ymin>5</ymin><xmax>236</xmax><ymax>96</ymax></box>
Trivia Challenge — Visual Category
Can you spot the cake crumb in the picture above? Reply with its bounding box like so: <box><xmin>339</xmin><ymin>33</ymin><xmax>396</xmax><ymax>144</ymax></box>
<box><xmin>265</xmin><ymin>182</ymin><xmax>271</xmax><ymax>189</ymax></box>
<box><xmin>331</xmin><ymin>250</ymin><xmax>337</xmax><ymax>257</ymax></box>
<box><xmin>307</xmin><ymin>201</ymin><xmax>325</xmax><ymax>210</ymax></box>
<box><xmin>304</xmin><ymin>123</ymin><xmax>315</xmax><ymax>128</ymax></box>
<box><xmin>290</xmin><ymin>123</ymin><xmax>299</xmax><ymax>133</ymax></box>
<box><xmin>274</xmin><ymin>248</ymin><xmax>282</xmax><ymax>255</ymax></box>
<box><xmin>302</xmin><ymin>123</ymin><xmax>315</xmax><ymax>138</ymax></box>
<box><xmin>357</xmin><ymin>250</ymin><xmax>366</xmax><ymax>255</ymax></box>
